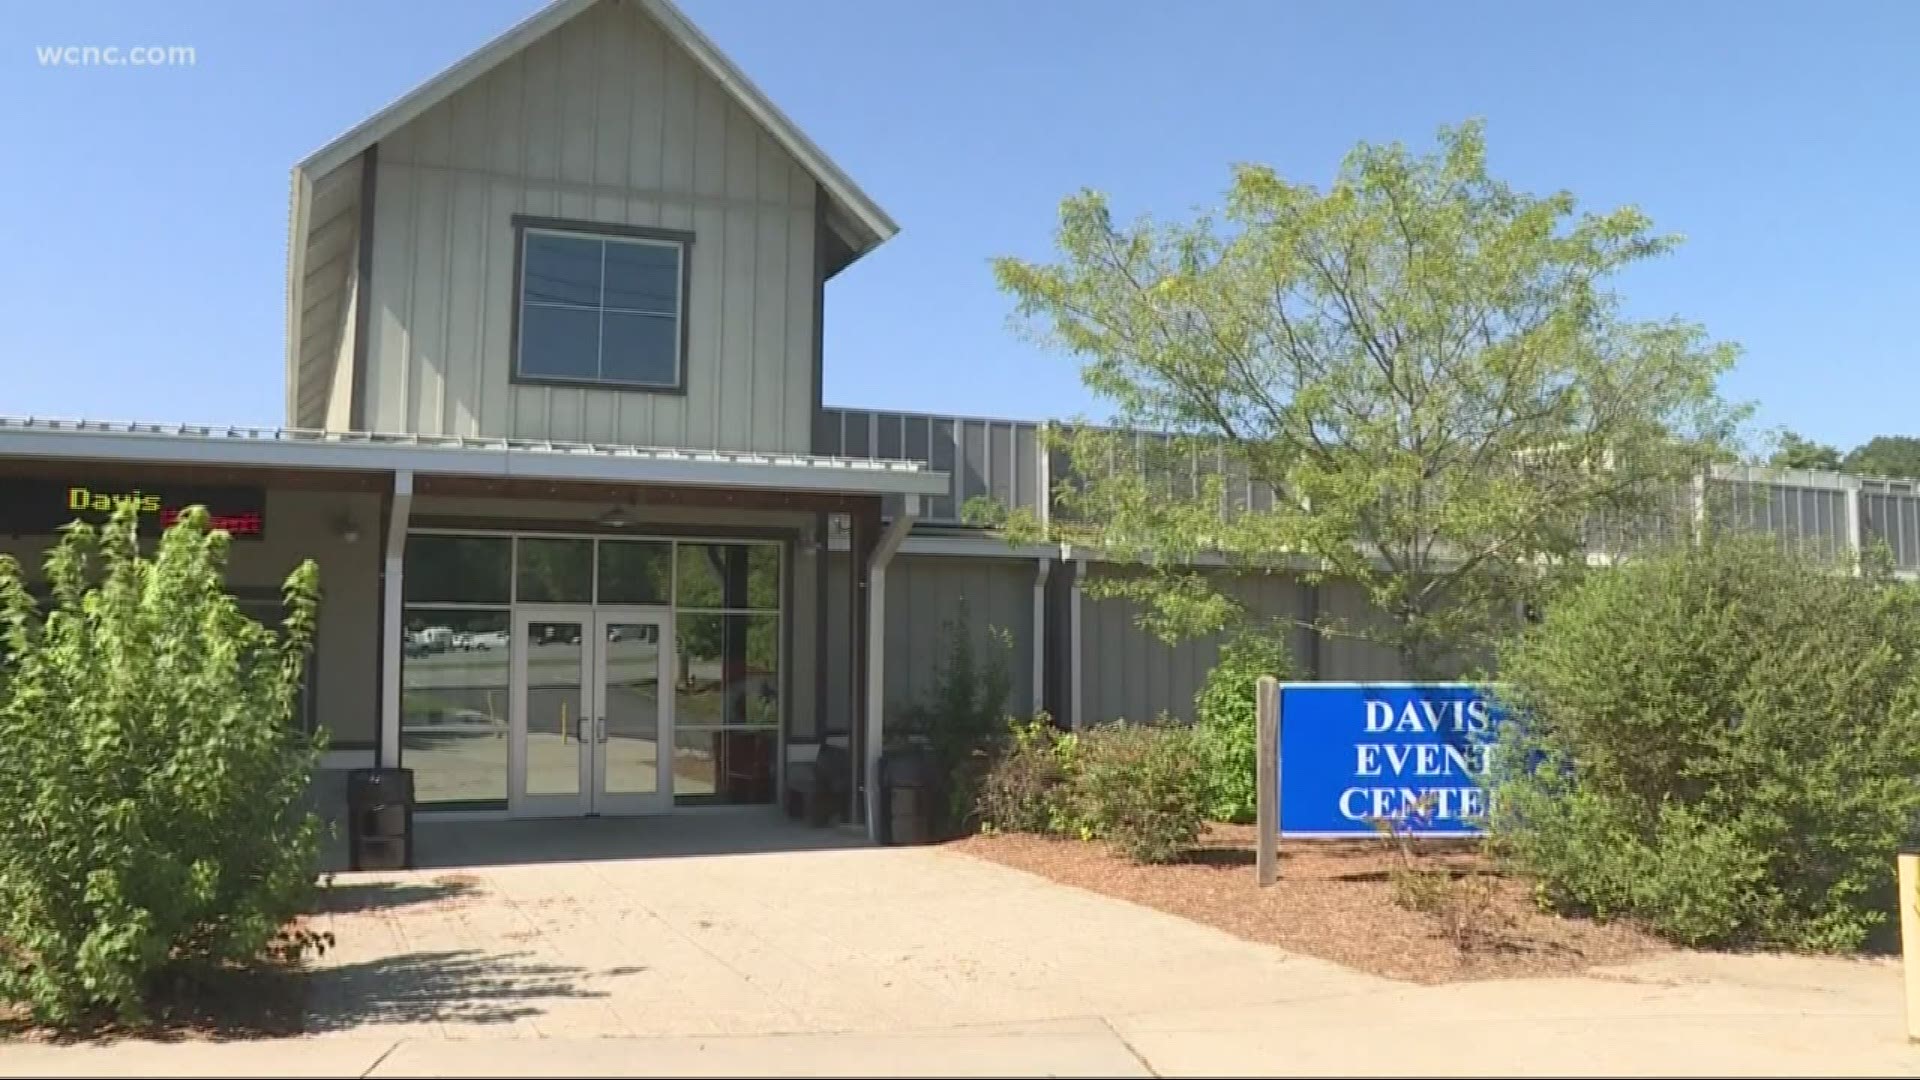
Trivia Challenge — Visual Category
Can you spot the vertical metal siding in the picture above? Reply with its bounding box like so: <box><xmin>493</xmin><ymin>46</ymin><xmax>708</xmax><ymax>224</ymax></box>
<box><xmin>882</xmin><ymin>555</ymin><xmax>1037</xmax><ymax>719</ymax></box>
<box><xmin>1318</xmin><ymin>579</ymin><xmax>1411</xmax><ymax>682</ymax></box>
<box><xmin>816</xmin><ymin>408</ymin><xmax>1048</xmax><ymax>524</ymax></box>
<box><xmin>364</xmin><ymin>0</ymin><xmax>816</xmax><ymax>453</ymax></box>
<box><xmin>1076</xmin><ymin>567</ymin><xmax>1314</xmax><ymax>726</ymax></box>
<box><xmin>1862</xmin><ymin>481</ymin><xmax>1920</xmax><ymax>571</ymax></box>
<box><xmin>928</xmin><ymin>416</ymin><xmax>957</xmax><ymax>521</ymax></box>
<box><xmin>1708</xmin><ymin>469</ymin><xmax>1851</xmax><ymax>559</ymax></box>
<box><xmin>821</xmin><ymin>412</ymin><xmax>1905</xmax><ymax>580</ymax></box>
<box><xmin>821</xmin><ymin>551</ymin><xmax>1038</xmax><ymax>729</ymax></box>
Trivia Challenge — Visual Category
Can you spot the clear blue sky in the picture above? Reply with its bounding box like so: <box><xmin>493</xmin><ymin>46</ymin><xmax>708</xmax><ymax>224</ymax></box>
<box><xmin>4</xmin><ymin>1</ymin><xmax>1916</xmax><ymax>453</ymax></box>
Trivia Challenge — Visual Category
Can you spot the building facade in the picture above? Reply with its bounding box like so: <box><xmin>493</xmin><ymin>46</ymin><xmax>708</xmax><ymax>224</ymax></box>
<box><xmin>4</xmin><ymin>0</ymin><xmax>1915</xmax><ymax>838</ymax></box>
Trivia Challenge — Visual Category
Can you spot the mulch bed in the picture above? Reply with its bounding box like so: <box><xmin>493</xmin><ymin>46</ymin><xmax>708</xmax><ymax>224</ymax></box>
<box><xmin>950</xmin><ymin>823</ymin><xmax>1669</xmax><ymax>983</ymax></box>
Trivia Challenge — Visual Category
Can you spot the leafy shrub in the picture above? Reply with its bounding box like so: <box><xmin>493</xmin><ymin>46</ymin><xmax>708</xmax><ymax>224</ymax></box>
<box><xmin>1491</xmin><ymin>536</ymin><xmax>1920</xmax><ymax>951</ymax></box>
<box><xmin>976</xmin><ymin>715</ymin><xmax>1076</xmax><ymax>835</ymax></box>
<box><xmin>1073</xmin><ymin>723</ymin><xmax>1207</xmax><ymax>863</ymax></box>
<box><xmin>0</xmin><ymin>506</ymin><xmax>327</xmax><ymax>1024</ymax></box>
<box><xmin>978</xmin><ymin>717</ymin><xmax>1206</xmax><ymax>863</ymax></box>
<box><xmin>893</xmin><ymin>599</ymin><xmax>1014</xmax><ymax>835</ymax></box>
<box><xmin>1193</xmin><ymin>627</ymin><xmax>1297</xmax><ymax>823</ymax></box>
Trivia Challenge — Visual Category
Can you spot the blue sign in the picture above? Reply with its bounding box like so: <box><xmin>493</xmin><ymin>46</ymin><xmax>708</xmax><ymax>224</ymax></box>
<box><xmin>1278</xmin><ymin>683</ymin><xmax>1502</xmax><ymax>838</ymax></box>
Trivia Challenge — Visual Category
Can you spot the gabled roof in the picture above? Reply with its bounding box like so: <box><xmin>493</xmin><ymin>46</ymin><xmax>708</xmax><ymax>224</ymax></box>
<box><xmin>284</xmin><ymin>0</ymin><xmax>899</xmax><ymax>427</ymax></box>
<box><xmin>294</xmin><ymin>0</ymin><xmax>896</xmax><ymax>245</ymax></box>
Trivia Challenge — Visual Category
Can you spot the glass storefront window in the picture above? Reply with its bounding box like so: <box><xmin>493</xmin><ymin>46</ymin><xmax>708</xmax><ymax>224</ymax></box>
<box><xmin>397</xmin><ymin>532</ymin><xmax>784</xmax><ymax>812</ymax></box>
<box><xmin>671</xmin><ymin>727</ymin><xmax>775</xmax><ymax>805</ymax></box>
<box><xmin>674</xmin><ymin>612</ymin><xmax>779</xmax><ymax>728</ymax></box>
<box><xmin>402</xmin><ymin>608</ymin><xmax>511</xmax><ymax>806</ymax></box>
<box><xmin>516</xmin><ymin>537</ymin><xmax>592</xmax><ymax>602</ymax></box>
<box><xmin>403</xmin><ymin>536</ymin><xmax>510</xmax><ymax>604</ymax></box>
<box><xmin>596</xmin><ymin>540</ymin><xmax>671</xmax><ymax>604</ymax></box>
<box><xmin>675</xmin><ymin>543</ymin><xmax>779</xmax><ymax>610</ymax></box>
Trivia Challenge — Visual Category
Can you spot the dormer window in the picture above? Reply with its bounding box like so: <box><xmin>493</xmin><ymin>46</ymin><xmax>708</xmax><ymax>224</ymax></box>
<box><xmin>511</xmin><ymin>216</ymin><xmax>690</xmax><ymax>392</ymax></box>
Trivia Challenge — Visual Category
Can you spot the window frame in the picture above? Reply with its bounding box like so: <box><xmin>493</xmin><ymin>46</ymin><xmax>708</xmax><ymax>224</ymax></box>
<box><xmin>509</xmin><ymin>215</ymin><xmax>693</xmax><ymax>395</ymax></box>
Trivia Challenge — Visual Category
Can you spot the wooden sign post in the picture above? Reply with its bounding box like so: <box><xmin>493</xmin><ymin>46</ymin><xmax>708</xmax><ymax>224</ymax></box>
<box><xmin>1256</xmin><ymin>675</ymin><xmax>1279</xmax><ymax>887</ymax></box>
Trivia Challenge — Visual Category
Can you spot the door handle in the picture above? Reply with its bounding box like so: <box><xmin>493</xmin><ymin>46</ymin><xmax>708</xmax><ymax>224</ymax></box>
<box><xmin>575</xmin><ymin>715</ymin><xmax>591</xmax><ymax>743</ymax></box>
<box><xmin>597</xmin><ymin>716</ymin><xmax>608</xmax><ymax>744</ymax></box>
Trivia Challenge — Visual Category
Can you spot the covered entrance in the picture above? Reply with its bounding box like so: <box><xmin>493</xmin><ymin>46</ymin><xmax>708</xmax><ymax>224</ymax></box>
<box><xmin>0</xmin><ymin>418</ymin><xmax>945</xmax><ymax>842</ymax></box>
<box><xmin>400</xmin><ymin>529</ymin><xmax>791</xmax><ymax>816</ymax></box>
<box><xmin>386</xmin><ymin>468</ymin><xmax>928</xmax><ymax>837</ymax></box>
<box><xmin>513</xmin><ymin>605</ymin><xmax>672</xmax><ymax>816</ymax></box>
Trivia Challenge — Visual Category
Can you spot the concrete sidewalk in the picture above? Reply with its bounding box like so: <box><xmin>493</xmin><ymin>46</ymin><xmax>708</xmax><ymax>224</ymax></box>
<box><xmin>3</xmin><ymin>817</ymin><xmax>1917</xmax><ymax>1076</ymax></box>
<box><xmin>2</xmin><ymin>974</ymin><xmax>1914</xmax><ymax>1079</ymax></box>
<box><xmin>4</xmin><ymin>952</ymin><xmax>1913</xmax><ymax>1077</ymax></box>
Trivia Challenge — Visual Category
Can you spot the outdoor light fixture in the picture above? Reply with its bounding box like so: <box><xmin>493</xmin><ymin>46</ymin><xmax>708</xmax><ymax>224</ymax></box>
<box><xmin>334</xmin><ymin>515</ymin><xmax>361</xmax><ymax>544</ymax></box>
<box><xmin>597</xmin><ymin>504</ymin><xmax>637</xmax><ymax>529</ymax></box>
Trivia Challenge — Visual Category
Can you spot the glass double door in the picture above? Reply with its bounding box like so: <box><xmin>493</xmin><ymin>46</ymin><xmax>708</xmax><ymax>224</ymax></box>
<box><xmin>511</xmin><ymin>605</ymin><xmax>673</xmax><ymax>816</ymax></box>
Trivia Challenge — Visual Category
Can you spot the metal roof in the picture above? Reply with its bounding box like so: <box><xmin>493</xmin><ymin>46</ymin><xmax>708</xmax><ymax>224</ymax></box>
<box><xmin>0</xmin><ymin>416</ymin><xmax>948</xmax><ymax>498</ymax></box>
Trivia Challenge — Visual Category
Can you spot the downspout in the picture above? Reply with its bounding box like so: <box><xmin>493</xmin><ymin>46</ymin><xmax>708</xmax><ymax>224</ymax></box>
<box><xmin>1031</xmin><ymin>558</ymin><xmax>1050</xmax><ymax>718</ymax></box>
<box><xmin>1067</xmin><ymin>553</ymin><xmax>1085</xmax><ymax>730</ymax></box>
<box><xmin>1305</xmin><ymin>579</ymin><xmax>1324</xmax><ymax>680</ymax></box>
<box><xmin>864</xmin><ymin>494</ymin><xmax>919</xmax><ymax>842</ymax></box>
<box><xmin>379</xmin><ymin>469</ymin><xmax>414</xmax><ymax>768</ymax></box>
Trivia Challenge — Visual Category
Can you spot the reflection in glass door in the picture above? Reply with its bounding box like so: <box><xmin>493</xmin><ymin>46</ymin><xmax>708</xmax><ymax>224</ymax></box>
<box><xmin>511</xmin><ymin>607</ymin><xmax>592</xmax><ymax>817</ymax></box>
<box><xmin>511</xmin><ymin>605</ymin><xmax>673</xmax><ymax>816</ymax></box>
<box><xmin>592</xmin><ymin>609</ymin><xmax>672</xmax><ymax>815</ymax></box>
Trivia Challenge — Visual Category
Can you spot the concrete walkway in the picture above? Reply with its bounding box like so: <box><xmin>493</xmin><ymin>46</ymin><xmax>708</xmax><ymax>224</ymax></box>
<box><xmin>3</xmin><ymin>815</ymin><xmax>1916</xmax><ymax>1076</ymax></box>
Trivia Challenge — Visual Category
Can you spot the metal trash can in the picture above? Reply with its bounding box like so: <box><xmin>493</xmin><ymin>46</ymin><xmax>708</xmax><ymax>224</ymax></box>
<box><xmin>879</xmin><ymin>748</ymin><xmax>937</xmax><ymax>846</ymax></box>
<box><xmin>347</xmin><ymin>767</ymin><xmax>414</xmax><ymax>871</ymax></box>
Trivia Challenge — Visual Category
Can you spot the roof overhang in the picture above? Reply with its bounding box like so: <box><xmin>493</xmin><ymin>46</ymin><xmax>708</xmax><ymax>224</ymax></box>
<box><xmin>0</xmin><ymin>418</ymin><xmax>948</xmax><ymax>499</ymax></box>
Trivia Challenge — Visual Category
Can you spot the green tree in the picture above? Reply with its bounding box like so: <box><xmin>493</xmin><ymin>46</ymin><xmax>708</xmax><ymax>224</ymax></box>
<box><xmin>0</xmin><ymin>505</ymin><xmax>325</xmax><ymax>1024</ymax></box>
<box><xmin>1766</xmin><ymin>429</ymin><xmax>1843</xmax><ymax>471</ymax></box>
<box><xmin>1843</xmin><ymin>436</ymin><xmax>1920</xmax><ymax>480</ymax></box>
<box><xmin>989</xmin><ymin>121</ymin><xmax>1742</xmax><ymax>674</ymax></box>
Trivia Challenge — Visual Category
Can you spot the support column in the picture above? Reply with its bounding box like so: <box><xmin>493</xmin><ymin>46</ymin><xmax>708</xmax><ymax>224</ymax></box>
<box><xmin>1845</xmin><ymin>475</ymin><xmax>1864</xmax><ymax>573</ymax></box>
<box><xmin>379</xmin><ymin>470</ymin><xmax>414</xmax><ymax>769</ymax></box>
<box><xmin>845</xmin><ymin>511</ymin><xmax>867</xmax><ymax>824</ymax></box>
<box><xmin>864</xmin><ymin>495</ymin><xmax>919</xmax><ymax>842</ymax></box>
<box><xmin>1691</xmin><ymin>471</ymin><xmax>1709</xmax><ymax>544</ymax></box>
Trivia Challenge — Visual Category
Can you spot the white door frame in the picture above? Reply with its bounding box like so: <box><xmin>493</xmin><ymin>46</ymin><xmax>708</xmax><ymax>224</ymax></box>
<box><xmin>510</xmin><ymin>605</ymin><xmax>595</xmax><ymax>818</ymax></box>
<box><xmin>590</xmin><ymin>606</ymin><xmax>675</xmax><ymax>816</ymax></box>
<box><xmin>510</xmin><ymin>604</ymin><xmax>675</xmax><ymax>817</ymax></box>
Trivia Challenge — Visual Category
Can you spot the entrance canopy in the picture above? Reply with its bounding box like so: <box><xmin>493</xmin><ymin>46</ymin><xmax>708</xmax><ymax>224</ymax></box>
<box><xmin>0</xmin><ymin>417</ymin><xmax>948</xmax><ymax>499</ymax></box>
<box><xmin>0</xmin><ymin>415</ymin><xmax>937</xmax><ymax>841</ymax></box>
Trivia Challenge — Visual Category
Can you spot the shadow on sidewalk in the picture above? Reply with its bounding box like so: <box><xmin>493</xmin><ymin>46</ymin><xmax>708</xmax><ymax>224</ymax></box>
<box><xmin>305</xmin><ymin>949</ymin><xmax>635</xmax><ymax>1032</ymax></box>
<box><xmin>409</xmin><ymin>812</ymin><xmax>867</xmax><ymax>871</ymax></box>
<box><xmin>316</xmin><ymin>876</ymin><xmax>480</xmax><ymax>915</ymax></box>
